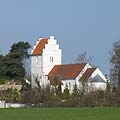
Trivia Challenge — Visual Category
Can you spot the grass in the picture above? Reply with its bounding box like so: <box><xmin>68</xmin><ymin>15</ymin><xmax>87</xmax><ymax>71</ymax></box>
<box><xmin>0</xmin><ymin>107</ymin><xmax>120</xmax><ymax>120</ymax></box>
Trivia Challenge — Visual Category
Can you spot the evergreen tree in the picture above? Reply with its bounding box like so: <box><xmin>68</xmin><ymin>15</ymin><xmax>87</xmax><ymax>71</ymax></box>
<box><xmin>63</xmin><ymin>85</ymin><xmax>70</xmax><ymax>100</ymax></box>
<box><xmin>0</xmin><ymin>41</ymin><xmax>31</xmax><ymax>81</ymax></box>
<box><xmin>72</xmin><ymin>84</ymin><xmax>80</xmax><ymax>98</ymax></box>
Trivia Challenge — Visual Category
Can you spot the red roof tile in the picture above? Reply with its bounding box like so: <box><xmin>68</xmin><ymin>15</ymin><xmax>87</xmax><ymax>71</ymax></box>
<box><xmin>80</xmin><ymin>68</ymin><xmax>96</xmax><ymax>81</ymax></box>
<box><xmin>32</xmin><ymin>38</ymin><xmax>48</xmax><ymax>55</ymax></box>
<box><xmin>48</xmin><ymin>63</ymin><xmax>87</xmax><ymax>81</ymax></box>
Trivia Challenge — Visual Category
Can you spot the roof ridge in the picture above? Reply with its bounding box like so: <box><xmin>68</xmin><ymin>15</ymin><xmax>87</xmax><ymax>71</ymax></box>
<box><xmin>54</xmin><ymin>63</ymin><xmax>87</xmax><ymax>66</ymax></box>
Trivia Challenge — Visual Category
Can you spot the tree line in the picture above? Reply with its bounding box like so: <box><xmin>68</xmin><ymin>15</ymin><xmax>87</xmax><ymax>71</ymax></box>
<box><xmin>0</xmin><ymin>42</ymin><xmax>31</xmax><ymax>81</ymax></box>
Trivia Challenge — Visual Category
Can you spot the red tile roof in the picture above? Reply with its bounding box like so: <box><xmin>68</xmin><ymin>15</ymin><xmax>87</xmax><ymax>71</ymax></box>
<box><xmin>48</xmin><ymin>63</ymin><xmax>87</xmax><ymax>80</ymax></box>
<box><xmin>32</xmin><ymin>38</ymin><xmax>48</xmax><ymax>55</ymax></box>
<box><xmin>80</xmin><ymin>68</ymin><xmax>96</xmax><ymax>81</ymax></box>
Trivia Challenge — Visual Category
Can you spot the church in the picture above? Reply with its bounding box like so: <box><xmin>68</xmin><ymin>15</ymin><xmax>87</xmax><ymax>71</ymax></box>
<box><xmin>31</xmin><ymin>36</ymin><xmax>107</xmax><ymax>93</ymax></box>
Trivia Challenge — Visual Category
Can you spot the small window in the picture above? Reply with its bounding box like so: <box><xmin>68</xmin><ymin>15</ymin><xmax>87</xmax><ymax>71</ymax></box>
<box><xmin>51</xmin><ymin>57</ymin><xmax>53</xmax><ymax>62</ymax></box>
<box><xmin>50</xmin><ymin>56</ymin><xmax>54</xmax><ymax>63</ymax></box>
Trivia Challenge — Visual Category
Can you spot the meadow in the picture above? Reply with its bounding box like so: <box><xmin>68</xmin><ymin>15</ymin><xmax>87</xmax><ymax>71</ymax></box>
<box><xmin>0</xmin><ymin>107</ymin><xmax>120</xmax><ymax>120</ymax></box>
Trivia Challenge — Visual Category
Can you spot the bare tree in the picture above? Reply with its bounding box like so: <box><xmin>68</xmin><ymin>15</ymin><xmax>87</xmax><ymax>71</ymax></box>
<box><xmin>76</xmin><ymin>51</ymin><xmax>93</xmax><ymax>64</ymax></box>
<box><xmin>110</xmin><ymin>40</ymin><xmax>120</xmax><ymax>88</ymax></box>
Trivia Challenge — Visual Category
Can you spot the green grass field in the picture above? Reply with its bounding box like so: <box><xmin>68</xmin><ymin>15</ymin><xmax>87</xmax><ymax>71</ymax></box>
<box><xmin>0</xmin><ymin>107</ymin><xmax>120</xmax><ymax>120</ymax></box>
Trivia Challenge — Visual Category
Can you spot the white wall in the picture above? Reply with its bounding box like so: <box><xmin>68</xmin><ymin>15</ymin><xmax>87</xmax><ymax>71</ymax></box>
<box><xmin>0</xmin><ymin>101</ymin><xmax>25</xmax><ymax>108</ymax></box>
<box><xmin>31</xmin><ymin>55</ymin><xmax>43</xmax><ymax>87</ymax></box>
<box><xmin>62</xmin><ymin>79</ymin><xmax>75</xmax><ymax>93</ymax></box>
<box><xmin>87</xmin><ymin>82</ymin><xmax>106</xmax><ymax>91</ymax></box>
<box><xmin>42</xmin><ymin>36</ymin><xmax>62</xmax><ymax>75</ymax></box>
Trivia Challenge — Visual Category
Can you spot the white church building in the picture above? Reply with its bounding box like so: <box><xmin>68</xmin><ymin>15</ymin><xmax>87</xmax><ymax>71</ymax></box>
<box><xmin>31</xmin><ymin>36</ymin><xmax>107</xmax><ymax>93</ymax></box>
<box><xmin>31</xmin><ymin>36</ymin><xmax>62</xmax><ymax>87</ymax></box>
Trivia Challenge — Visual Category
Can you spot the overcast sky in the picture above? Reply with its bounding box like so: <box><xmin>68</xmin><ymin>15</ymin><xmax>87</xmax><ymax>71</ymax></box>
<box><xmin>0</xmin><ymin>0</ymin><xmax>120</xmax><ymax>74</ymax></box>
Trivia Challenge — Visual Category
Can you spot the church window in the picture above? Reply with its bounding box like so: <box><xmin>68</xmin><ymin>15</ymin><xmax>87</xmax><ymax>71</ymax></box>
<box><xmin>51</xmin><ymin>57</ymin><xmax>53</xmax><ymax>62</ymax></box>
<box><xmin>50</xmin><ymin>56</ymin><xmax>54</xmax><ymax>63</ymax></box>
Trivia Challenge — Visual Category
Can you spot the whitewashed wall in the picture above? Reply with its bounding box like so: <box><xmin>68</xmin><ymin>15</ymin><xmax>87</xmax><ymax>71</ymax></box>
<box><xmin>42</xmin><ymin>36</ymin><xmax>62</xmax><ymax>75</ymax></box>
<box><xmin>0</xmin><ymin>101</ymin><xmax>25</xmax><ymax>108</ymax></box>
<box><xmin>62</xmin><ymin>79</ymin><xmax>75</xmax><ymax>93</ymax></box>
<box><xmin>31</xmin><ymin>36</ymin><xmax>62</xmax><ymax>87</ymax></box>
<box><xmin>31</xmin><ymin>55</ymin><xmax>42</xmax><ymax>87</ymax></box>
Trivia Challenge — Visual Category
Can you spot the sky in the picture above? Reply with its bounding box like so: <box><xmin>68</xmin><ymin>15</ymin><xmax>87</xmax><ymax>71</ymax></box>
<box><xmin>0</xmin><ymin>0</ymin><xmax>120</xmax><ymax>75</ymax></box>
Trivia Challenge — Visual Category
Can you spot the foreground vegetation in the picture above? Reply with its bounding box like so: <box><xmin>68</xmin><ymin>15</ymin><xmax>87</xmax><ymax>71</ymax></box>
<box><xmin>0</xmin><ymin>107</ymin><xmax>120</xmax><ymax>120</ymax></box>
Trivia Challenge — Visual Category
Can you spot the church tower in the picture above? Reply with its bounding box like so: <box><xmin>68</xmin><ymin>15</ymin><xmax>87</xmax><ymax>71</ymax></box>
<box><xmin>31</xmin><ymin>36</ymin><xmax>62</xmax><ymax>87</ymax></box>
